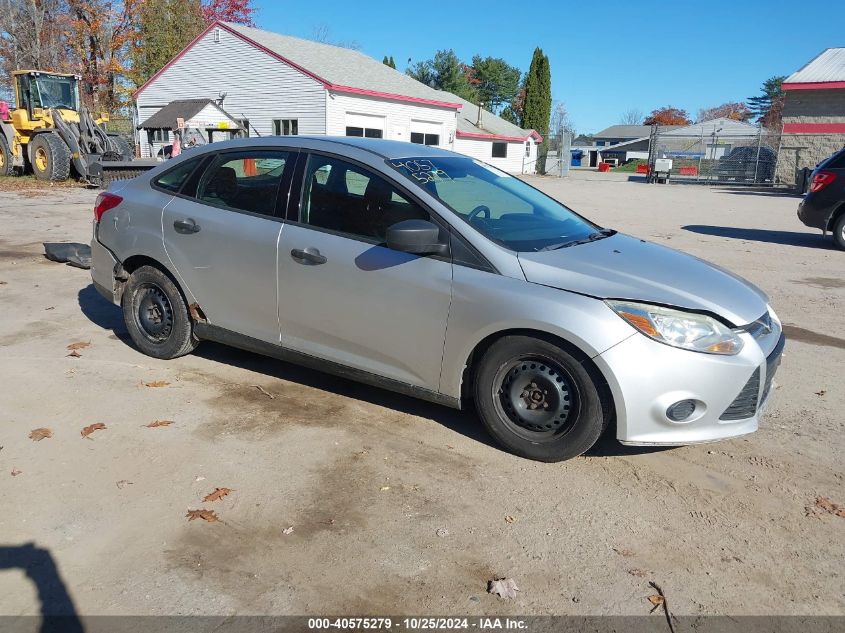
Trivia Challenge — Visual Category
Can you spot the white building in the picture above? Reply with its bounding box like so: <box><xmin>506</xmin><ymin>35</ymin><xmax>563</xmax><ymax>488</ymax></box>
<box><xmin>133</xmin><ymin>21</ymin><xmax>540</xmax><ymax>173</ymax></box>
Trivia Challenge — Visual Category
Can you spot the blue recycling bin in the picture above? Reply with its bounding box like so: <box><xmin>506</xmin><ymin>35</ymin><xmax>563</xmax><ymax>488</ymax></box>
<box><xmin>570</xmin><ymin>149</ymin><xmax>583</xmax><ymax>167</ymax></box>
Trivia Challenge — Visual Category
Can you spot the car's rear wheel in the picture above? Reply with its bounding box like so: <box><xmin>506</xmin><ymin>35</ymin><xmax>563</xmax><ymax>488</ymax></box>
<box><xmin>473</xmin><ymin>335</ymin><xmax>610</xmax><ymax>462</ymax></box>
<box><xmin>832</xmin><ymin>214</ymin><xmax>845</xmax><ymax>250</ymax></box>
<box><xmin>122</xmin><ymin>265</ymin><xmax>198</xmax><ymax>359</ymax></box>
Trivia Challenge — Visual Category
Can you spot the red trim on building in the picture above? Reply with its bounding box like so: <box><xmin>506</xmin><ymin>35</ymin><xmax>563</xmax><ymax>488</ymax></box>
<box><xmin>782</xmin><ymin>81</ymin><xmax>845</xmax><ymax>91</ymax></box>
<box><xmin>782</xmin><ymin>122</ymin><xmax>845</xmax><ymax>134</ymax></box>
<box><xmin>456</xmin><ymin>130</ymin><xmax>538</xmax><ymax>143</ymax></box>
<box><xmin>135</xmin><ymin>21</ymin><xmax>462</xmax><ymax>110</ymax></box>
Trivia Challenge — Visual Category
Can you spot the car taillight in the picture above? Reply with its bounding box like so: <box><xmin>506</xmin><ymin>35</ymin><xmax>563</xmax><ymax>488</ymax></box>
<box><xmin>810</xmin><ymin>170</ymin><xmax>837</xmax><ymax>193</ymax></box>
<box><xmin>94</xmin><ymin>192</ymin><xmax>123</xmax><ymax>222</ymax></box>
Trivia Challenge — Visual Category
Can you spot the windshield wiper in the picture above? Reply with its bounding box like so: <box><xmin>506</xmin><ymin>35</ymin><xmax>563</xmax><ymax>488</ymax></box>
<box><xmin>538</xmin><ymin>228</ymin><xmax>615</xmax><ymax>251</ymax></box>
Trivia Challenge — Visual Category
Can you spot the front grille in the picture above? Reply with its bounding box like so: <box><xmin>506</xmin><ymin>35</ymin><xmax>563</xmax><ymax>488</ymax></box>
<box><xmin>762</xmin><ymin>333</ymin><xmax>786</xmax><ymax>402</ymax></box>
<box><xmin>720</xmin><ymin>368</ymin><xmax>760</xmax><ymax>421</ymax></box>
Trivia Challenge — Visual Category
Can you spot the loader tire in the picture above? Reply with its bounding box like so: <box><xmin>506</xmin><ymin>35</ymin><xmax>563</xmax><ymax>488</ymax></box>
<box><xmin>0</xmin><ymin>134</ymin><xmax>13</xmax><ymax>176</ymax></box>
<box><xmin>30</xmin><ymin>133</ymin><xmax>71</xmax><ymax>182</ymax></box>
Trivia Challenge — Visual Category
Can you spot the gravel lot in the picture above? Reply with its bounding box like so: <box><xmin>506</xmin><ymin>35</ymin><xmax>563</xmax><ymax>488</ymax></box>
<box><xmin>0</xmin><ymin>174</ymin><xmax>842</xmax><ymax>619</ymax></box>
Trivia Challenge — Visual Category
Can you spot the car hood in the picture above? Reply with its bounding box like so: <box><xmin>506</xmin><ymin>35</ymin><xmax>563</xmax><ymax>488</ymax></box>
<box><xmin>517</xmin><ymin>233</ymin><xmax>768</xmax><ymax>326</ymax></box>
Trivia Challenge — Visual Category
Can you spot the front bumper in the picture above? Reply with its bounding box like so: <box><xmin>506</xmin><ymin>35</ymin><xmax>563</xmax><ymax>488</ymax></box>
<box><xmin>595</xmin><ymin>326</ymin><xmax>784</xmax><ymax>445</ymax></box>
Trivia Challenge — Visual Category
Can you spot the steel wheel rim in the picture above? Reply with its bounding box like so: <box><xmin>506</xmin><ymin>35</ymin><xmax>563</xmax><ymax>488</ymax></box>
<box><xmin>34</xmin><ymin>147</ymin><xmax>48</xmax><ymax>172</ymax></box>
<box><xmin>134</xmin><ymin>283</ymin><xmax>174</xmax><ymax>343</ymax></box>
<box><xmin>492</xmin><ymin>355</ymin><xmax>580</xmax><ymax>442</ymax></box>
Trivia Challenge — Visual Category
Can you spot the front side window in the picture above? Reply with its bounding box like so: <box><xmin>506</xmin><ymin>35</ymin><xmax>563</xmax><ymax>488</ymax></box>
<box><xmin>301</xmin><ymin>154</ymin><xmax>428</xmax><ymax>242</ymax></box>
<box><xmin>492</xmin><ymin>142</ymin><xmax>507</xmax><ymax>158</ymax></box>
<box><xmin>388</xmin><ymin>156</ymin><xmax>602</xmax><ymax>252</ymax></box>
<box><xmin>153</xmin><ymin>156</ymin><xmax>204</xmax><ymax>193</ymax></box>
<box><xmin>194</xmin><ymin>150</ymin><xmax>291</xmax><ymax>216</ymax></box>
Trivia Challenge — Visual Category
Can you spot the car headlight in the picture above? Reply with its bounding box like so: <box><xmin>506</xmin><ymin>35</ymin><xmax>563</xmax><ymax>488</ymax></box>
<box><xmin>606</xmin><ymin>300</ymin><xmax>744</xmax><ymax>355</ymax></box>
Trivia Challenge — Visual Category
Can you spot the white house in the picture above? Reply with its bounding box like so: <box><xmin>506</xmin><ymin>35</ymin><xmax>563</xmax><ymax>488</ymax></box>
<box><xmin>133</xmin><ymin>21</ymin><xmax>541</xmax><ymax>173</ymax></box>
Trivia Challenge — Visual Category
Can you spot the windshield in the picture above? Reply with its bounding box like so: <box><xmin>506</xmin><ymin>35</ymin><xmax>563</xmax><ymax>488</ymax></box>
<box><xmin>33</xmin><ymin>75</ymin><xmax>79</xmax><ymax>110</ymax></box>
<box><xmin>388</xmin><ymin>156</ymin><xmax>606</xmax><ymax>251</ymax></box>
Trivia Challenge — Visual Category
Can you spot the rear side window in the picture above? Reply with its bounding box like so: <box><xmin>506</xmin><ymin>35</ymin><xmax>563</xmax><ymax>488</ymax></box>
<box><xmin>194</xmin><ymin>151</ymin><xmax>292</xmax><ymax>216</ymax></box>
<box><xmin>153</xmin><ymin>156</ymin><xmax>203</xmax><ymax>193</ymax></box>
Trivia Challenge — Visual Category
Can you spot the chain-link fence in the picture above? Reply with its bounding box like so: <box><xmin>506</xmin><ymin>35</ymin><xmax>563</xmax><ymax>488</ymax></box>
<box><xmin>645</xmin><ymin>123</ymin><xmax>781</xmax><ymax>185</ymax></box>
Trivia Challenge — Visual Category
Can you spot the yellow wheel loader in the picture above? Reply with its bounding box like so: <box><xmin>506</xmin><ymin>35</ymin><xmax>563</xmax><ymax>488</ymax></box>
<box><xmin>0</xmin><ymin>71</ymin><xmax>147</xmax><ymax>186</ymax></box>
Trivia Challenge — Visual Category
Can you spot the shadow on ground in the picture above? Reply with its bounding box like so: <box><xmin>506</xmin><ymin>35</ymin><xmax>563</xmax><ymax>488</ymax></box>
<box><xmin>0</xmin><ymin>543</ymin><xmax>83</xmax><ymax>632</ymax></box>
<box><xmin>683</xmin><ymin>225</ymin><xmax>832</xmax><ymax>249</ymax></box>
<box><xmin>78</xmin><ymin>282</ymin><xmax>665</xmax><ymax>458</ymax></box>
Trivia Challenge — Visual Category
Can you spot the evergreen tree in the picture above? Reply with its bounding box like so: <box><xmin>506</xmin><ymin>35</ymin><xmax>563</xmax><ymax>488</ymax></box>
<box><xmin>522</xmin><ymin>47</ymin><xmax>551</xmax><ymax>171</ymax></box>
<box><xmin>748</xmin><ymin>76</ymin><xmax>786</xmax><ymax>128</ymax></box>
<box><xmin>388</xmin><ymin>55</ymin><xmax>396</xmax><ymax>69</ymax></box>
<box><xmin>407</xmin><ymin>49</ymin><xmax>476</xmax><ymax>102</ymax></box>
<box><xmin>469</xmin><ymin>55</ymin><xmax>521</xmax><ymax>114</ymax></box>
<box><xmin>383</xmin><ymin>55</ymin><xmax>389</xmax><ymax>65</ymax></box>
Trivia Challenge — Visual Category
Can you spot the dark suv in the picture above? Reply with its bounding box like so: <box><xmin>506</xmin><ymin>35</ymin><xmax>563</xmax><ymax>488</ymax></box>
<box><xmin>798</xmin><ymin>147</ymin><xmax>845</xmax><ymax>250</ymax></box>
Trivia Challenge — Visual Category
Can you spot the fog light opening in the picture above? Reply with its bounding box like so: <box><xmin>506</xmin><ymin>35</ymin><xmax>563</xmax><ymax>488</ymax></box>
<box><xmin>666</xmin><ymin>399</ymin><xmax>697</xmax><ymax>422</ymax></box>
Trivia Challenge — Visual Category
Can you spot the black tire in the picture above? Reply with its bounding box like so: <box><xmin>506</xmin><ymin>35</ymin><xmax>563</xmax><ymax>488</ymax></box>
<box><xmin>122</xmin><ymin>265</ymin><xmax>198</xmax><ymax>359</ymax></box>
<box><xmin>473</xmin><ymin>335</ymin><xmax>610</xmax><ymax>462</ymax></box>
<box><xmin>109</xmin><ymin>135</ymin><xmax>133</xmax><ymax>160</ymax></box>
<box><xmin>30</xmin><ymin>133</ymin><xmax>71</xmax><ymax>181</ymax></box>
<box><xmin>0</xmin><ymin>133</ymin><xmax>14</xmax><ymax>176</ymax></box>
<box><xmin>833</xmin><ymin>214</ymin><xmax>845</xmax><ymax>251</ymax></box>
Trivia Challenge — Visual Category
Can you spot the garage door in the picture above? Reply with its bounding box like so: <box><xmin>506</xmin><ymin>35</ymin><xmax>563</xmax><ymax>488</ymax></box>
<box><xmin>410</xmin><ymin>120</ymin><xmax>441</xmax><ymax>146</ymax></box>
<box><xmin>345</xmin><ymin>113</ymin><xmax>384</xmax><ymax>138</ymax></box>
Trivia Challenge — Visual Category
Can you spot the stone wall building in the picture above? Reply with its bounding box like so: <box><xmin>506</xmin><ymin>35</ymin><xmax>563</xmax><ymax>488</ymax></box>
<box><xmin>776</xmin><ymin>48</ymin><xmax>845</xmax><ymax>184</ymax></box>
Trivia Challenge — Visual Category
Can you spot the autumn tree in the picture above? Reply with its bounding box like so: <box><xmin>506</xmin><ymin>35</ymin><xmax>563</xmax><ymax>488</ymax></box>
<box><xmin>748</xmin><ymin>76</ymin><xmax>786</xmax><ymax>129</ymax></box>
<box><xmin>129</xmin><ymin>0</ymin><xmax>204</xmax><ymax>88</ymax></box>
<box><xmin>696</xmin><ymin>102</ymin><xmax>752</xmax><ymax>122</ymax></box>
<box><xmin>643</xmin><ymin>106</ymin><xmax>691</xmax><ymax>126</ymax></box>
<box><xmin>201</xmin><ymin>0</ymin><xmax>255</xmax><ymax>25</ymax></box>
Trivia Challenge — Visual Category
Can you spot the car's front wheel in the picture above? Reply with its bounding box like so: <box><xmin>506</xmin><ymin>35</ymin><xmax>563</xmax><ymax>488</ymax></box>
<box><xmin>832</xmin><ymin>214</ymin><xmax>845</xmax><ymax>250</ymax></box>
<box><xmin>473</xmin><ymin>335</ymin><xmax>610</xmax><ymax>462</ymax></box>
<box><xmin>122</xmin><ymin>265</ymin><xmax>198</xmax><ymax>359</ymax></box>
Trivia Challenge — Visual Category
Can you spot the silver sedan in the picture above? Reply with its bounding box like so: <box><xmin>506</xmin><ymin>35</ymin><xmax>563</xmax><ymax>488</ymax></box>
<box><xmin>90</xmin><ymin>137</ymin><xmax>784</xmax><ymax>461</ymax></box>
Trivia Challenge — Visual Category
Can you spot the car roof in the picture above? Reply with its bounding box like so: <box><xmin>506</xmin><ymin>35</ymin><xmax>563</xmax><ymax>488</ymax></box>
<box><xmin>191</xmin><ymin>136</ymin><xmax>462</xmax><ymax>161</ymax></box>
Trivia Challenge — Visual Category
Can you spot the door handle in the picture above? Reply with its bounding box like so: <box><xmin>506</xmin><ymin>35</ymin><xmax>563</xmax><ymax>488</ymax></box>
<box><xmin>290</xmin><ymin>247</ymin><xmax>327</xmax><ymax>265</ymax></box>
<box><xmin>173</xmin><ymin>218</ymin><xmax>201</xmax><ymax>234</ymax></box>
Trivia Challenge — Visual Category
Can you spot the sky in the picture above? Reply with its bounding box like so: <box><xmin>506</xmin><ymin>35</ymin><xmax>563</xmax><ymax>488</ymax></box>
<box><xmin>253</xmin><ymin>0</ymin><xmax>845</xmax><ymax>134</ymax></box>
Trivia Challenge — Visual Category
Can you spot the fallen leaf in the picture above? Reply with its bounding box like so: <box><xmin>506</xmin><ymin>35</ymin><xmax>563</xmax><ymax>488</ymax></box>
<box><xmin>815</xmin><ymin>496</ymin><xmax>845</xmax><ymax>518</ymax></box>
<box><xmin>647</xmin><ymin>595</ymin><xmax>665</xmax><ymax>606</ymax></box>
<box><xmin>11</xmin><ymin>468</ymin><xmax>22</xmax><ymax>476</ymax></box>
<box><xmin>144</xmin><ymin>380</ymin><xmax>170</xmax><ymax>388</ymax></box>
<box><xmin>66</xmin><ymin>350</ymin><xmax>82</xmax><ymax>358</ymax></box>
<box><xmin>80</xmin><ymin>423</ymin><xmax>106</xmax><ymax>439</ymax></box>
<box><xmin>144</xmin><ymin>420</ymin><xmax>174</xmax><ymax>428</ymax></box>
<box><xmin>282</xmin><ymin>526</ymin><xmax>294</xmax><ymax>535</ymax></box>
<box><xmin>487</xmin><ymin>578</ymin><xmax>519</xmax><ymax>600</ymax></box>
<box><xmin>66</xmin><ymin>341</ymin><xmax>90</xmax><ymax>351</ymax></box>
<box><xmin>29</xmin><ymin>427</ymin><xmax>53</xmax><ymax>441</ymax></box>
<box><xmin>504</xmin><ymin>515</ymin><xmax>517</xmax><ymax>524</ymax></box>
<box><xmin>116</xmin><ymin>480</ymin><xmax>133</xmax><ymax>489</ymax></box>
<box><xmin>203</xmin><ymin>487</ymin><xmax>233</xmax><ymax>502</ymax></box>
<box><xmin>186</xmin><ymin>509</ymin><xmax>218</xmax><ymax>523</ymax></box>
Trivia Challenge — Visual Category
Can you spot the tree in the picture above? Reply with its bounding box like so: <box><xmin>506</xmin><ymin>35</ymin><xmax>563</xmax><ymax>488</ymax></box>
<box><xmin>406</xmin><ymin>49</ymin><xmax>476</xmax><ymax>102</ymax></box>
<box><xmin>643</xmin><ymin>106</ymin><xmax>691</xmax><ymax>126</ymax></box>
<box><xmin>619</xmin><ymin>108</ymin><xmax>643</xmax><ymax>125</ymax></box>
<box><xmin>309</xmin><ymin>23</ymin><xmax>360</xmax><ymax>50</ymax></box>
<box><xmin>748</xmin><ymin>75</ymin><xmax>786</xmax><ymax>129</ymax></box>
<box><xmin>468</xmin><ymin>55</ymin><xmax>520</xmax><ymax>114</ymax></box>
<box><xmin>129</xmin><ymin>0</ymin><xmax>204</xmax><ymax>89</ymax></box>
<box><xmin>522</xmin><ymin>47</ymin><xmax>551</xmax><ymax>170</ymax></box>
<box><xmin>201</xmin><ymin>0</ymin><xmax>255</xmax><ymax>24</ymax></box>
<box><xmin>550</xmin><ymin>101</ymin><xmax>575</xmax><ymax>139</ymax></box>
<box><xmin>696</xmin><ymin>101</ymin><xmax>752</xmax><ymax>122</ymax></box>
<box><xmin>382</xmin><ymin>55</ymin><xmax>395</xmax><ymax>69</ymax></box>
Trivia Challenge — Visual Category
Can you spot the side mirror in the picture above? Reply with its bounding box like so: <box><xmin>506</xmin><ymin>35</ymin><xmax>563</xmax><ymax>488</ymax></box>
<box><xmin>386</xmin><ymin>219</ymin><xmax>448</xmax><ymax>255</ymax></box>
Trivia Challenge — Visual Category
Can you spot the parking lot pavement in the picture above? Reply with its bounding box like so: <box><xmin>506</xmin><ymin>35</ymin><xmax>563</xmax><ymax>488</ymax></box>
<box><xmin>0</xmin><ymin>179</ymin><xmax>842</xmax><ymax>617</ymax></box>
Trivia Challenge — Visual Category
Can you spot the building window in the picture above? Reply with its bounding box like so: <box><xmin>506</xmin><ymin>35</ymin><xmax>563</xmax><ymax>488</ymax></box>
<box><xmin>525</xmin><ymin>142</ymin><xmax>530</xmax><ymax>157</ymax></box>
<box><xmin>492</xmin><ymin>142</ymin><xmax>507</xmax><ymax>158</ymax></box>
<box><xmin>213</xmin><ymin>28</ymin><xmax>220</xmax><ymax>43</ymax></box>
<box><xmin>237</xmin><ymin>119</ymin><xmax>250</xmax><ymax>137</ymax></box>
<box><xmin>273</xmin><ymin>119</ymin><xmax>298</xmax><ymax>135</ymax></box>
<box><xmin>410</xmin><ymin>132</ymin><xmax>440</xmax><ymax>146</ymax></box>
<box><xmin>150</xmin><ymin>129</ymin><xmax>169</xmax><ymax>143</ymax></box>
<box><xmin>346</xmin><ymin>126</ymin><xmax>383</xmax><ymax>138</ymax></box>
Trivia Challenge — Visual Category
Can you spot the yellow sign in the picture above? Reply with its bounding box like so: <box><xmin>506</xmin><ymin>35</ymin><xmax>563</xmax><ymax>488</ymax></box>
<box><xmin>217</xmin><ymin>121</ymin><xmax>229</xmax><ymax>129</ymax></box>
